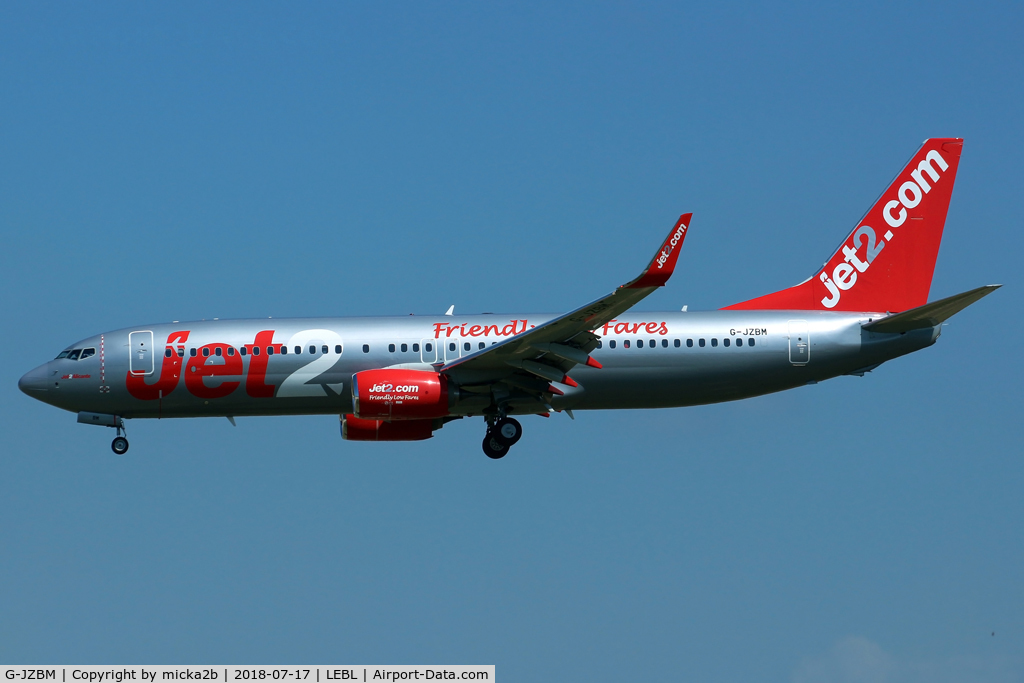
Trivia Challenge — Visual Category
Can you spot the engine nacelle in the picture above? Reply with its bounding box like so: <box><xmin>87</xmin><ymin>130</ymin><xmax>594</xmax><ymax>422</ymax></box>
<box><xmin>341</xmin><ymin>414</ymin><xmax>435</xmax><ymax>441</ymax></box>
<box><xmin>351</xmin><ymin>368</ymin><xmax>450</xmax><ymax>420</ymax></box>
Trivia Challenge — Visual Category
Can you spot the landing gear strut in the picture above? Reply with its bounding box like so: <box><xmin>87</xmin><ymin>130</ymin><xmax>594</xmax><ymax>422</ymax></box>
<box><xmin>482</xmin><ymin>416</ymin><xmax>522</xmax><ymax>459</ymax></box>
<box><xmin>111</xmin><ymin>423</ymin><xmax>129</xmax><ymax>455</ymax></box>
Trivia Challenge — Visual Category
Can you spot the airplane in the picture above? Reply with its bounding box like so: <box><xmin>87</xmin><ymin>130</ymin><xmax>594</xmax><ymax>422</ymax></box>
<box><xmin>19</xmin><ymin>138</ymin><xmax>999</xmax><ymax>459</ymax></box>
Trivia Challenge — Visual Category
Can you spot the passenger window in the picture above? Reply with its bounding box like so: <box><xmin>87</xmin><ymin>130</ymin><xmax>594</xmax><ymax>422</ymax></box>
<box><xmin>165</xmin><ymin>348</ymin><xmax>173</xmax><ymax>358</ymax></box>
<box><xmin>662</xmin><ymin>339</ymin><xmax>668</xmax><ymax>348</ymax></box>
<box><xmin>215</xmin><ymin>347</ymin><xmax>223</xmax><ymax>356</ymax></box>
<box><xmin>228</xmin><ymin>347</ymin><xmax>235</xmax><ymax>356</ymax></box>
<box><xmin>80</xmin><ymin>348</ymin><xmax>95</xmax><ymax>359</ymax></box>
<box><xmin>240</xmin><ymin>347</ymin><xmax>247</xmax><ymax>356</ymax></box>
<box><xmin>478</xmin><ymin>342</ymin><xmax>485</xmax><ymax>350</ymax></box>
<box><xmin>362</xmin><ymin>344</ymin><xmax>369</xmax><ymax>353</ymax></box>
<box><xmin>190</xmin><ymin>348</ymin><xmax>198</xmax><ymax>357</ymax></box>
<box><xmin>178</xmin><ymin>348</ymin><xmax>185</xmax><ymax>357</ymax></box>
<box><xmin>424</xmin><ymin>343</ymin><xmax>432</xmax><ymax>352</ymax></box>
<box><xmin>322</xmin><ymin>345</ymin><xmax>328</xmax><ymax>354</ymax></box>
<box><xmin>624</xmin><ymin>340</ymin><xmax>630</xmax><ymax>348</ymax></box>
<box><xmin>674</xmin><ymin>339</ymin><xmax>681</xmax><ymax>348</ymax></box>
<box><xmin>281</xmin><ymin>346</ymin><xmax>288</xmax><ymax>355</ymax></box>
<box><xmin>293</xmin><ymin>346</ymin><xmax>300</xmax><ymax>354</ymax></box>
<box><xmin>267</xmin><ymin>347</ymin><xmax>274</xmax><ymax>355</ymax></box>
<box><xmin>67</xmin><ymin>349</ymin><xmax>81</xmax><ymax>360</ymax></box>
<box><xmin>203</xmin><ymin>348</ymin><xmax>210</xmax><ymax>357</ymax></box>
<box><xmin>449</xmin><ymin>342</ymin><xmax>456</xmax><ymax>352</ymax></box>
<box><xmin>56</xmin><ymin>350</ymin><xmax>71</xmax><ymax>359</ymax></box>
<box><xmin>389</xmin><ymin>344</ymin><xmax>396</xmax><ymax>353</ymax></box>
<box><xmin>335</xmin><ymin>345</ymin><xmax>342</xmax><ymax>354</ymax></box>
<box><xmin>609</xmin><ymin>340</ymin><xmax>616</xmax><ymax>349</ymax></box>
<box><xmin>650</xmin><ymin>339</ymin><xmax>656</xmax><ymax>348</ymax></box>
<box><xmin>711</xmin><ymin>338</ymin><xmax>718</xmax><ymax>347</ymax></box>
<box><xmin>464</xmin><ymin>342</ymin><xmax>471</xmax><ymax>352</ymax></box>
<box><xmin>401</xmin><ymin>343</ymin><xmax>408</xmax><ymax>353</ymax></box>
<box><xmin>749</xmin><ymin>338</ymin><xmax>755</xmax><ymax>347</ymax></box>
<box><xmin>698</xmin><ymin>339</ymin><xmax>705</xmax><ymax>347</ymax></box>
<box><xmin>686</xmin><ymin>339</ymin><xmax>693</xmax><ymax>347</ymax></box>
<box><xmin>597</xmin><ymin>340</ymin><xmax>603</xmax><ymax>349</ymax></box>
<box><xmin>637</xmin><ymin>339</ymin><xmax>644</xmax><ymax>348</ymax></box>
<box><xmin>311</xmin><ymin>345</ymin><xmax>318</xmax><ymax>354</ymax></box>
<box><xmin>736</xmin><ymin>338</ymin><xmax>743</xmax><ymax>347</ymax></box>
<box><xmin>723</xmin><ymin>338</ymin><xmax>730</xmax><ymax>347</ymax></box>
<box><xmin>252</xmin><ymin>346</ymin><xmax>260</xmax><ymax>356</ymax></box>
<box><xmin>413</xmin><ymin>343</ymin><xmax>420</xmax><ymax>352</ymax></box>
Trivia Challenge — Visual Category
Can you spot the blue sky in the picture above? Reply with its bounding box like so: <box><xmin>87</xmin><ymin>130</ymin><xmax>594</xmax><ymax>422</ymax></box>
<box><xmin>1</xmin><ymin>2</ymin><xmax>1022</xmax><ymax>680</ymax></box>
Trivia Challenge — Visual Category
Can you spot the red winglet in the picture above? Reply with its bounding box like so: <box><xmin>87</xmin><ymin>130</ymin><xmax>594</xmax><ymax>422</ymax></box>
<box><xmin>585</xmin><ymin>356</ymin><xmax>603</xmax><ymax>369</ymax></box>
<box><xmin>546</xmin><ymin>384</ymin><xmax>565</xmax><ymax>396</ymax></box>
<box><xmin>625</xmin><ymin>213</ymin><xmax>692</xmax><ymax>289</ymax></box>
<box><xmin>562</xmin><ymin>375</ymin><xmax>579</xmax><ymax>388</ymax></box>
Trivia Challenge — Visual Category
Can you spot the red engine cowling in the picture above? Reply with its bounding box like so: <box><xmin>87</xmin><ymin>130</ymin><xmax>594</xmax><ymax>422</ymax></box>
<box><xmin>351</xmin><ymin>368</ymin><xmax>449</xmax><ymax>420</ymax></box>
<box><xmin>341</xmin><ymin>414</ymin><xmax>435</xmax><ymax>441</ymax></box>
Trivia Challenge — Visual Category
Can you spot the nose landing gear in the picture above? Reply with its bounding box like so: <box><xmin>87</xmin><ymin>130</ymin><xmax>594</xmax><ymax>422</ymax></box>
<box><xmin>111</xmin><ymin>423</ymin><xmax>129</xmax><ymax>455</ymax></box>
<box><xmin>482</xmin><ymin>416</ymin><xmax>522</xmax><ymax>459</ymax></box>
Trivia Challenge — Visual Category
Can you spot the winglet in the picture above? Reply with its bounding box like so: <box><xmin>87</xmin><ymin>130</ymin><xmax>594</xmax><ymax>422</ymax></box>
<box><xmin>624</xmin><ymin>213</ymin><xmax>692</xmax><ymax>289</ymax></box>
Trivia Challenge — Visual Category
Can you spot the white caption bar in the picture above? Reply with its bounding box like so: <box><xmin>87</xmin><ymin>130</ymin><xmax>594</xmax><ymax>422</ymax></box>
<box><xmin>2</xmin><ymin>667</ymin><xmax>494</xmax><ymax>683</ymax></box>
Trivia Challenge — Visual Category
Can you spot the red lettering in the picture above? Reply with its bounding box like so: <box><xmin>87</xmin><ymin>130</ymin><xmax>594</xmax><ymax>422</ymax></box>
<box><xmin>432</xmin><ymin>323</ymin><xmax>447</xmax><ymax>339</ymax></box>
<box><xmin>482</xmin><ymin>325</ymin><xmax>499</xmax><ymax>336</ymax></box>
<box><xmin>614</xmin><ymin>322</ymin><xmax>630</xmax><ymax>335</ymax></box>
<box><xmin>645</xmin><ymin>322</ymin><xmax>659</xmax><ymax>334</ymax></box>
<box><xmin>468</xmin><ymin>325</ymin><xmax>482</xmax><ymax>336</ymax></box>
<box><xmin>658</xmin><ymin>322</ymin><xmax>669</xmax><ymax>335</ymax></box>
<box><xmin>125</xmin><ymin>348</ymin><xmax>181</xmax><ymax>400</ymax></box>
<box><xmin>245</xmin><ymin>331</ymin><xmax>276</xmax><ymax>398</ymax></box>
<box><xmin>602</xmin><ymin>320</ymin><xmax>617</xmax><ymax>335</ymax></box>
<box><xmin>630</xmin><ymin>323</ymin><xmax>643</xmax><ymax>334</ymax></box>
<box><xmin>185</xmin><ymin>343</ymin><xmax>242</xmax><ymax>399</ymax></box>
<box><xmin>125</xmin><ymin>331</ymin><xmax>189</xmax><ymax>400</ymax></box>
<box><xmin>500</xmin><ymin>321</ymin><xmax>518</xmax><ymax>336</ymax></box>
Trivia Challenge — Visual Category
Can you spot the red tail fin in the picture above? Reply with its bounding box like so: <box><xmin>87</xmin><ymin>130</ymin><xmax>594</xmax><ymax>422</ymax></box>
<box><xmin>724</xmin><ymin>138</ymin><xmax>963</xmax><ymax>313</ymax></box>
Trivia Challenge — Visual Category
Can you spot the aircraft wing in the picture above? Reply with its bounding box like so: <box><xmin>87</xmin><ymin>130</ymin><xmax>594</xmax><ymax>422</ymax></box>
<box><xmin>440</xmin><ymin>214</ymin><xmax>692</xmax><ymax>399</ymax></box>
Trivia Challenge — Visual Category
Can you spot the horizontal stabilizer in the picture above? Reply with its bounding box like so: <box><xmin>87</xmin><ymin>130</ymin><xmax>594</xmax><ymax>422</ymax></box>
<box><xmin>863</xmin><ymin>285</ymin><xmax>1001</xmax><ymax>334</ymax></box>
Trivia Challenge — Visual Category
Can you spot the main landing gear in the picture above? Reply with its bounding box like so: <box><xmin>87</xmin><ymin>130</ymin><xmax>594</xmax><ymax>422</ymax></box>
<box><xmin>482</xmin><ymin>417</ymin><xmax>522</xmax><ymax>459</ymax></box>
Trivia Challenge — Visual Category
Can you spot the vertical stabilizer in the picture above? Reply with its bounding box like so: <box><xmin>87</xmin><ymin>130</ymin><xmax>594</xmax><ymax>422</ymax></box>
<box><xmin>725</xmin><ymin>138</ymin><xmax>963</xmax><ymax>312</ymax></box>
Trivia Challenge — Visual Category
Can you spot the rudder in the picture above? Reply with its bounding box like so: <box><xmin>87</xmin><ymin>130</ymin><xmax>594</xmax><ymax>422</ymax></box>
<box><xmin>725</xmin><ymin>138</ymin><xmax>963</xmax><ymax>313</ymax></box>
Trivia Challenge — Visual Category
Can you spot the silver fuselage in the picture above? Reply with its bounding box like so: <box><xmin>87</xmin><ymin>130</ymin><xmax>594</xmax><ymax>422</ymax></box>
<box><xmin>19</xmin><ymin>310</ymin><xmax>938</xmax><ymax>419</ymax></box>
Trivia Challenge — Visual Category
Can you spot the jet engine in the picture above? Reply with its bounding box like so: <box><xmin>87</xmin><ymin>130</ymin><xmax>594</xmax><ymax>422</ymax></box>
<box><xmin>341</xmin><ymin>414</ymin><xmax>436</xmax><ymax>441</ymax></box>
<box><xmin>351</xmin><ymin>368</ymin><xmax>450</xmax><ymax>420</ymax></box>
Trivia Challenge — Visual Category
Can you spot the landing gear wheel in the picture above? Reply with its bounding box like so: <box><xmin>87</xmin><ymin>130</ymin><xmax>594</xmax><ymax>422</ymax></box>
<box><xmin>111</xmin><ymin>436</ymin><xmax>129</xmax><ymax>455</ymax></box>
<box><xmin>482</xmin><ymin>432</ymin><xmax>510</xmax><ymax>459</ymax></box>
<box><xmin>494</xmin><ymin>417</ymin><xmax>523</xmax><ymax>446</ymax></box>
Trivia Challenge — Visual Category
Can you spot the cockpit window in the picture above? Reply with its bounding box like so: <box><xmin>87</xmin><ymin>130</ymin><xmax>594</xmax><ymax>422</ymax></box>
<box><xmin>79</xmin><ymin>348</ymin><xmax>95</xmax><ymax>360</ymax></box>
<box><xmin>56</xmin><ymin>350</ymin><xmax>72</xmax><ymax>359</ymax></box>
<box><xmin>67</xmin><ymin>349</ymin><xmax>81</xmax><ymax>361</ymax></box>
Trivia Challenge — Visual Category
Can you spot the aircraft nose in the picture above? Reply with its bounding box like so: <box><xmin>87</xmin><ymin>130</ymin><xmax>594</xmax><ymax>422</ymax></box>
<box><xmin>18</xmin><ymin>364</ymin><xmax>51</xmax><ymax>396</ymax></box>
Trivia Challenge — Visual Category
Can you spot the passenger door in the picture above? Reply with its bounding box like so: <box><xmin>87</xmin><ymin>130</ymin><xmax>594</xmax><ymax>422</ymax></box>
<box><xmin>129</xmin><ymin>330</ymin><xmax>155</xmax><ymax>376</ymax></box>
<box><xmin>788</xmin><ymin>321</ymin><xmax>809</xmax><ymax>365</ymax></box>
